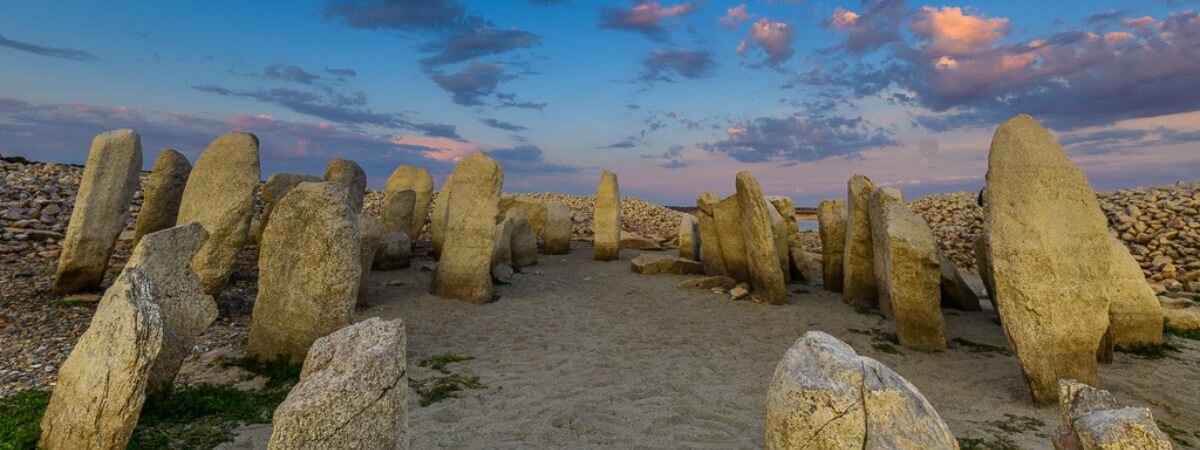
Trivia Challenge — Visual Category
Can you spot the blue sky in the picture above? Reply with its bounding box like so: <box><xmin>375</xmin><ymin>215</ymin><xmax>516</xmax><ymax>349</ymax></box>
<box><xmin>2</xmin><ymin>0</ymin><xmax>1199</xmax><ymax>206</ymax></box>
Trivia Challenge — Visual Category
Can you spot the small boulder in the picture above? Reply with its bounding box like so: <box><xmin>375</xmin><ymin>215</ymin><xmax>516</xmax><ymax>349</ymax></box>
<box><xmin>373</xmin><ymin>231</ymin><xmax>412</xmax><ymax>270</ymax></box>
<box><xmin>1052</xmin><ymin>380</ymin><xmax>1172</xmax><ymax>450</ymax></box>
<box><xmin>939</xmin><ymin>252</ymin><xmax>982</xmax><ymax>311</ymax></box>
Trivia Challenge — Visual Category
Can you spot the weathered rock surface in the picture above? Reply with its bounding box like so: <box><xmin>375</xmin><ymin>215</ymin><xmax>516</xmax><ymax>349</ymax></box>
<box><xmin>133</xmin><ymin>149</ymin><xmax>190</xmax><ymax>247</ymax></box>
<box><xmin>696</xmin><ymin>192</ymin><xmax>727</xmax><ymax>276</ymax></box>
<box><xmin>939</xmin><ymin>252</ymin><xmax>982</xmax><ymax>311</ymax></box>
<box><xmin>177</xmin><ymin>131</ymin><xmax>261</xmax><ymax>294</ymax></box>
<box><xmin>254</xmin><ymin>173</ymin><xmax>321</xmax><ymax>245</ymax></box>
<box><xmin>373</xmin><ymin>231</ymin><xmax>412</xmax><ymax>271</ymax></box>
<box><xmin>768</xmin><ymin>195</ymin><xmax>801</xmax><ymax>281</ymax></box>
<box><xmin>1052</xmin><ymin>380</ymin><xmax>1172</xmax><ymax>450</ymax></box>
<box><xmin>40</xmin><ymin>268</ymin><xmax>163</xmax><ymax>450</ymax></box>
<box><xmin>492</xmin><ymin>217</ymin><xmax>515</xmax><ymax>269</ymax></box>
<box><xmin>736</xmin><ymin>172</ymin><xmax>787</xmax><ymax>305</ymax></box>
<box><xmin>678</xmin><ymin>213</ymin><xmax>700</xmax><ymax>261</ymax></box>
<box><xmin>714</xmin><ymin>194</ymin><xmax>750</xmax><ymax>281</ymax></box>
<box><xmin>500</xmin><ymin>195</ymin><xmax>548</xmax><ymax>238</ymax></box>
<box><xmin>323</xmin><ymin>158</ymin><xmax>367</xmax><ymax>213</ymax></box>
<box><xmin>52</xmin><ymin>129</ymin><xmax>143</xmax><ymax>294</ymax></box>
<box><xmin>594</xmin><ymin>170</ymin><xmax>621</xmax><ymax>261</ymax></box>
<box><xmin>677</xmin><ymin>275</ymin><xmax>737</xmax><ymax>290</ymax></box>
<box><xmin>975</xmin><ymin>235</ymin><xmax>997</xmax><ymax>308</ymax></box>
<box><xmin>983</xmin><ymin>115</ymin><xmax>1114</xmax><ymax>405</ymax></box>
<box><xmin>764</xmin><ymin>331</ymin><xmax>957</xmax><ymax>449</ymax></box>
<box><xmin>631</xmin><ymin>254</ymin><xmax>704</xmax><ymax>275</ymax></box>
<box><xmin>434</xmin><ymin>152</ymin><xmax>503</xmax><ymax>304</ymax></box>
<box><xmin>875</xmin><ymin>203</ymin><xmax>947</xmax><ymax>351</ymax></box>
<box><xmin>247</xmin><ymin>181</ymin><xmax>360</xmax><ymax>363</ymax></box>
<box><xmin>767</xmin><ymin>200</ymin><xmax>793</xmax><ymax>284</ymax></box>
<box><xmin>380</xmin><ymin>189</ymin><xmax>416</xmax><ymax>245</ymax></box>
<box><xmin>385</xmin><ymin>165</ymin><xmax>434</xmax><ymax>242</ymax></box>
<box><xmin>268</xmin><ymin>317</ymin><xmax>408</xmax><ymax>450</ymax></box>
<box><xmin>125</xmin><ymin>223</ymin><xmax>216</xmax><ymax>394</ymax></box>
<box><xmin>870</xmin><ymin>187</ymin><xmax>906</xmax><ymax>311</ymax></box>
<box><xmin>843</xmin><ymin>174</ymin><xmax>878</xmax><ymax>308</ymax></box>
<box><xmin>1161</xmin><ymin>296</ymin><xmax>1200</xmax><ymax>331</ymax></box>
<box><xmin>430</xmin><ymin>171</ymin><xmax>455</xmax><ymax>259</ymax></box>
<box><xmin>620</xmin><ymin>231</ymin><xmax>662</xmax><ymax>250</ymax></box>
<box><xmin>507</xmin><ymin>208</ymin><xmax>538</xmax><ymax>269</ymax></box>
<box><xmin>1104</xmin><ymin>236</ymin><xmax>1165</xmax><ymax>348</ymax></box>
<box><xmin>357</xmin><ymin>214</ymin><xmax>383</xmax><ymax>306</ymax></box>
<box><xmin>543</xmin><ymin>201</ymin><xmax>571</xmax><ymax>254</ymax></box>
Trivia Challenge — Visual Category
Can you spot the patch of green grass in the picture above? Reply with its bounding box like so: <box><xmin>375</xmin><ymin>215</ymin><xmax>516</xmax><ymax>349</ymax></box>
<box><xmin>1157</xmin><ymin>420</ymin><xmax>1195</xmax><ymax>448</ymax></box>
<box><xmin>871</xmin><ymin>342</ymin><xmax>902</xmax><ymax>354</ymax></box>
<box><xmin>221</xmin><ymin>357</ymin><xmax>303</xmax><ymax>389</ymax></box>
<box><xmin>409</xmin><ymin>375</ymin><xmax>487</xmax><ymax>407</ymax></box>
<box><xmin>418</xmin><ymin>354</ymin><xmax>475</xmax><ymax>375</ymax></box>
<box><xmin>853</xmin><ymin>306</ymin><xmax>884</xmax><ymax>318</ymax></box>
<box><xmin>1165</xmin><ymin>321</ymin><xmax>1200</xmax><ymax>341</ymax></box>
<box><xmin>986</xmin><ymin>414</ymin><xmax>1044</xmax><ymax>434</ymax></box>
<box><xmin>850</xmin><ymin>328</ymin><xmax>903</xmax><ymax>355</ymax></box>
<box><xmin>951</xmin><ymin>337</ymin><xmax>1013</xmax><ymax>356</ymax></box>
<box><xmin>1116</xmin><ymin>342</ymin><xmax>1180</xmax><ymax>360</ymax></box>
<box><xmin>957</xmin><ymin>435</ymin><xmax>1020</xmax><ymax>450</ymax></box>
<box><xmin>0</xmin><ymin>390</ymin><xmax>51</xmax><ymax>450</ymax></box>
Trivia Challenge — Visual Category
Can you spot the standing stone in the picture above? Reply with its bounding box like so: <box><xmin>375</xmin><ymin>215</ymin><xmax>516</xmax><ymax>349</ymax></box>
<box><xmin>373</xmin><ymin>232</ymin><xmax>412</xmax><ymax>270</ymax></box>
<box><xmin>507</xmin><ymin>208</ymin><xmax>538</xmax><ymax>269</ymax></box>
<box><xmin>430</xmin><ymin>172</ymin><xmax>456</xmax><ymax>259</ymax></box>
<box><xmin>869</xmin><ymin>187</ymin><xmax>906</xmax><ymax>312</ymax></box>
<box><xmin>975</xmin><ymin>235</ymin><xmax>997</xmax><ymax>310</ymax></box>
<box><xmin>875</xmin><ymin>204</ymin><xmax>947</xmax><ymax>351</ymax></box>
<box><xmin>357</xmin><ymin>214</ymin><xmax>383</xmax><ymax>306</ymax></box>
<box><xmin>766</xmin><ymin>200</ymin><xmax>793</xmax><ymax>284</ymax></box>
<box><xmin>254</xmin><ymin>173</ymin><xmax>321</xmax><ymax>245</ymax></box>
<box><xmin>714</xmin><ymin>194</ymin><xmax>750</xmax><ymax>282</ymax></box>
<box><xmin>736</xmin><ymin>172</ymin><xmax>788</xmax><ymax>305</ymax></box>
<box><xmin>247</xmin><ymin>182</ymin><xmax>360</xmax><ymax>363</ymax></box>
<box><xmin>678</xmin><ymin>213</ymin><xmax>700</xmax><ymax>261</ymax></box>
<box><xmin>1105</xmin><ymin>237</ymin><xmax>1164</xmax><ymax>348</ymax></box>
<box><xmin>500</xmin><ymin>195</ymin><xmax>549</xmax><ymax>238</ymax></box>
<box><xmin>594</xmin><ymin>170</ymin><xmax>621</xmax><ymax>261</ymax></box>
<box><xmin>765</xmin><ymin>331</ymin><xmax>957</xmax><ymax>449</ymax></box>
<box><xmin>434</xmin><ymin>152</ymin><xmax>503</xmax><ymax>304</ymax></box>
<box><xmin>983</xmin><ymin>114</ymin><xmax>1115</xmax><ymax>405</ymax></box>
<box><xmin>323</xmin><ymin>158</ymin><xmax>367</xmax><ymax>213</ymax></box>
<box><xmin>696</xmin><ymin>193</ymin><xmax>727</xmax><ymax>276</ymax></box>
<box><xmin>386</xmin><ymin>165</ymin><xmax>434</xmax><ymax>242</ymax></box>
<box><xmin>269</xmin><ymin>318</ymin><xmax>408</xmax><ymax>450</ymax></box>
<box><xmin>939</xmin><ymin>253</ymin><xmax>982</xmax><ymax>311</ymax></box>
<box><xmin>843</xmin><ymin>174</ymin><xmax>878</xmax><ymax>308</ymax></box>
<box><xmin>380</xmin><ymin>189</ymin><xmax>416</xmax><ymax>247</ymax></box>
<box><xmin>40</xmin><ymin>269</ymin><xmax>163</xmax><ymax>450</ymax></box>
<box><xmin>125</xmin><ymin>223</ymin><xmax>216</xmax><ymax>394</ymax></box>
<box><xmin>177</xmin><ymin>131</ymin><xmax>261</xmax><ymax>295</ymax></box>
<box><xmin>492</xmin><ymin>217</ymin><xmax>515</xmax><ymax>269</ymax></box>
<box><xmin>52</xmin><ymin>129</ymin><xmax>143</xmax><ymax>294</ymax></box>
<box><xmin>767</xmin><ymin>196</ymin><xmax>801</xmax><ymax>248</ymax></box>
<box><xmin>818</xmin><ymin>199</ymin><xmax>847</xmax><ymax>292</ymax></box>
<box><xmin>133</xmin><ymin>149</ymin><xmax>190</xmax><ymax>248</ymax></box>
<box><xmin>543</xmin><ymin>201</ymin><xmax>572</xmax><ymax>254</ymax></box>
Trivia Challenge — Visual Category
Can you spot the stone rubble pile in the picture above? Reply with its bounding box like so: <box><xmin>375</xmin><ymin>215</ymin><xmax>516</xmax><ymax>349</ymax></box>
<box><xmin>1052</xmin><ymin>379</ymin><xmax>1173</xmax><ymax>449</ymax></box>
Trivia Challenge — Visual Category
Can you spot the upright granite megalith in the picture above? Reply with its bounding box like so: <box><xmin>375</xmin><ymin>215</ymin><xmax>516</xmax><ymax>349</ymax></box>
<box><xmin>543</xmin><ymin>201</ymin><xmax>572</xmax><ymax>255</ymax></box>
<box><xmin>52</xmin><ymin>129</ymin><xmax>143</xmax><ymax>294</ymax></box>
<box><xmin>869</xmin><ymin>187</ymin><xmax>906</xmax><ymax>312</ymax></box>
<box><xmin>678</xmin><ymin>213</ymin><xmax>700</xmax><ymax>261</ymax></box>
<box><xmin>818</xmin><ymin>199</ymin><xmax>847</xmax><ymax>292</ymax></box>
<box><xmin>323</xmin><ymin>158</ymin><xmax>367</xmax><ymax>213</ymax></box>
<box><xmin>40</xmin><ymin>268</ymin><xmax>163</xmax><ymax>450</ymax></box>
<box><xmin>356</xmin><ymin>213</ymin><xmax>383</xmax><ymax>306</ymax></box>
<box><xmin>177</xmin><ymin>131</ymin><xmax>261</xmax><ymax>294</ymax></box>
<box><xmin>714</xmin><ymin>194</ymin><xmax>750</xmax><ymax>282</ymax></box>
<box><xmin>983</xmin><ymin>114</ymin><xmax>1118</xmax><ymax>405</ymax></box>
<box><xmin>268</xmin><ymin>318</ymin><xmax>408</xmax><ymax>450</ymax></box>
<box><xmin>876</xmin><ymin>204</ymin><xmax>947</xmax><ymax>351</ymax></box>
<box><xmin>247</xmin><ymin>182</ymin><xmax>360</xmax><ymax>363</ymax></box>
<box><xmin>764</xmin><ymin>331</ymin><xmax>957</xmax><ymax>449</ymax></box>
<box><xmin>430</xmin><ymin>171</ymin><xmax>456</xmax><ymax>259</ymax></box>
<box><xmin>594</xmin><ymin>170</ymin><xmax>621</xmax><ymax>261</ymax></box>
<box><xmin>507</xmin><ymin>208</ymin><xmax>538</xmax><ymax>269</ymax></box>
<box><xmin>133</xmin><ymin>149</ymin><xmax>190</xmax><ymax>248</ymax></box>
<box><xmin>380</xmin><ymin>189</ymin><xmax>416</xmax><ymax>247</ymax></box>
<box><xmin>254</xmin><ymin>173</ymin><xmax>321</xmax><ymax>244</ymax></box>
<box><xmin>736</xmin><ymin>172</ymin><xmax>788</xmax><ymax>305</ymax></box>
<box><xmin>434</xmin><ymin>152</ymin><xmax>503</xmax><ymax>304</ymax></box>
<box><xmin>696</xmin><ymin>193</ymin><xmax>727</xmax><ymax>276</ymax></box>
<box><xmin>842</xmin><ymin>174</ymin><xmax>878</xmax><ymax>308</ymax></box>
<box><xmin>386</xmin><ymin>165</ymin><xmax>434</xmax><ymax>241</ymax></box>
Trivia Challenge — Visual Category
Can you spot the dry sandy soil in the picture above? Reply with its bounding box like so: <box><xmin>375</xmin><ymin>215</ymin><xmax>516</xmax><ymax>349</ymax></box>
<box><xmin>221</xmin><ymin>243</ymin><xmax>1200</xmax><ymax>449</ymax></box>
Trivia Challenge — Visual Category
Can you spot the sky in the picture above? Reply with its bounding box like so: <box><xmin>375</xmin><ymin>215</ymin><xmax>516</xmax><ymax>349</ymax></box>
<box><xmin>2</xmin><ymin>0</ymin><xmax>1199</xmax><ymax>206</ymax></box>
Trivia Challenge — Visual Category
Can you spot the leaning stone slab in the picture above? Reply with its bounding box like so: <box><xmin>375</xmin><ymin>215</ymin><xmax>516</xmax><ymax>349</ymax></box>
<box><xmin>875</xmin><ymin>204</ymin><xmax>947</xmax><ymax>351</ymax></box>
<box><xmin>764</xmin><ymin>331</ymin><xmax>956</xmax><ymax>449</ymax></box>
<box><xmin>254</xmin><ymin>173</ymin><xmax>321</xmax><ymax>245</ymax></box>
<box><xmin>507</xmin><ymin>208</ymin><xmax>538</xmax><ymax>269</ymax></box>
<box><xmin>1105</xmin><ymin>236</ymin><xmax>1164</xmax><ymax>348</ymax></box>
<box><xmin>492</xmin><ymin>217</ymin><xmax>515</xmax><ymax>269</ymax></box>
<box><xmin>356</xmin><ymin>214</ymin><xmax>383</xmax><ymax>306</ymax></box>
<box><xmin>543</xmin><ymin>201</ymin><xmax>572</xmax><ymax>255</ymax></box>
<box><xmin>696</xmin><ymin>193</ymin><xmax>727</xmax><ymax>276</ymax></box>
<box><xmin>53</xmin><ymin>129</ymin><xmax>143</xmax><ymax>294</ymax></box>
<box><xmin>736</xmin><ymin>172</ymin><xmax>787</xmax><ymax>305</ymax></box>
<box><xmin>983</xmin><ymin>115</ymin><xmax>1115</xmax><ymax>405</ymax></box>
<box><xmin>381</xmin><ymin>189</ymin><xmax>416</xmax><ymax>244</ymax></box>
<box><xmin>974</xmin><ymin>235</ymin><xmax>997</xmax><ymax>310</ymax></box>
<box><xmin>939</xmin><ymin>252</ymin><xmax>982</xmax><ymax>311</ymax></box>
<box><xmin>323</xmin><ymin>158</ymin><xmax>367</xmax><ymax>213</ymax></box>
<box><xmin>818</xmin><ymin>199</ymin><xmax>847</xmax><ymax>292</ymax></box>
<box><xmin>678</xmin><ymin>213</ymin><xmax>700</xmax><ymax>261</ymax></box>
<box><xmin>247</xmin><ymin>182</ymin><xmax>360</xmax><ymax>363</ymax></box>
<box><xmin>594</xmin><ymin>170</ymin><xmax>621</xmax><ymax>261</ymax></box>
<box><xmin>1052</xmin><ymin>379</ymin><xmax>1172</xmax><ymax>450</ymax></box>
<box><xmin>373</xmin><ymin>231</ymin><xmax>412</xmax><ymax>270</ymax></box>
<box><xmin>843</xmin><ymin>174</ymin><xmax>878</xmax><ymax>308</ymax></box>
<box><xmin>177</xmin><ymin>131</ymin><xmax>261</xmax><ymax>294</ymax></box>
<box><xmin>767</xmin><ymin>199</ymin><xmax>793</xmax><ymax>284</ymax></box>
<box><xmin>126</xmin><ymin>223</ymin><xmax>216</xmax><ymax>394</ymax></box>
<box><xmin>133</xmin><ymin>149</ymin><xmax>190</xmax><ymax>248</ymax></box>
<box><xmin>386</xmin><ymin>165</ymin><xmax>434</xmax><ymax>241</ymax></box>
<box><xmin>434</xmin><ymin>152</ymin><xmax>503</xmax><ymax>304</ymax></box>
<box><xmin>40</xmin><ymin>268</ymin><xmax>163</xmax><ymax>450</ymax></box>
<box><xmin>269</xmin><ymin>317</ymin><xmax>408</xmax><ymax>450</ymax></box>
<box><xmin>714</xmin><ymin>194</ymin><xmax>750</xmax><ymax>282</ymax></box>
<box><xmin>430</xmin><ymin>171</ymin><xmax>456</xmax><ymax>259</ymax></box>
<box><xmin>869</xmin><ymin>187</ymin><xmax>906</xmax><ymax>312</ymax></box>
<box><xmin>631</xmin><ymin>254</ymin><xmax>704</xmax><ymax>275</ymax></box>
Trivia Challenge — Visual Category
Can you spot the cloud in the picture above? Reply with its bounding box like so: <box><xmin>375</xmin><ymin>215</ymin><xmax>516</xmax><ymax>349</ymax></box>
<box><xmin>909</xmin><ymin>6</ymin><xmax>1010</xmax><ymax>57</ymax></box>
<box><xmin>1084</xmin><ymin>9</ymin><xmax>1126</xmax><ymax>25</ymax></box>
<box><xmin>0</xmin><ymin>33</ymin><xmax>99</xmax><ymax>61</ymax></box>
<box><xmin>1060</xmin><ymin>126</ymin><xmax>1200</xmax><ymax>154</ymax></box>
<box><xmin>430</xmin><ymin>61</ymin><xmax>508</xmax><ymax>106</ymax></box>
<box><xmin>702</xmin><ymin>114</ymin><xmax>899</xmax><ymax>163</ymax></box>
<box><xmin>325</xmin><ymin>67</ymin><xmax>358</xmax><ymax>77</ymax></box>
<box><xmin>419</xmin><ymin>27</ymin><xmax>540</xmax><ymax>68</ymax></box>
<box><xmin>739</xmin><ymin>18</ymin><xmax>795</xmax><ymax>65</ymax></box>
<box><xmin>642</xmin><ymin>144</ymin><xmax>692</xmax><ymax>168</ymax></box>
<box><xmin>496</xmin><ymin>92</ymin><xmax>548</xmax><ymax>110</ymax></box>
<box><xmin>826</xmin><ymin>0</ymin><xmax>906</xmax><ymax>54</ymax></box>
<box><xmin>719</xmin><ymin>4</ymin><xmax>752</xmax><ymax>30</ymax></box>
<box><xmin>263</xmin><ymin>64</ymin><xmax>323</xmax><ymax>85</ymax></box>
<box><xmin>640</xmin><ymin>49</ymin><xmax>715</xmax><ymax>82</ymax></box>
<box><xmin>599</xmin><ymin>137</ymin><xmax>642</xmax><ymax>149</ymax></box>
<box><xmin>488</xmin><ymin>144</ymin><xmax>578</xmax><ymax>173</ymax></box>
<box><xmin>323</xmin><ymin>0</ymin><xmax>467</xmax><ymax>30</ymax></box>
<box><xmin>480</xmin><ymin>117</ymin><xmax>527</xmax><ymax>131</ymax></box>
<box><xmin>599</xmin><ymin>1</ymin><xmax>697</xmax><ymax>39</ymax></box>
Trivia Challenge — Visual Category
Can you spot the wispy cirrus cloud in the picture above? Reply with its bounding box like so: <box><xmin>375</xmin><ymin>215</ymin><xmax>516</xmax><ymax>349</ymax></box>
<box><xmin>702</xmin><ymin>114</ymin><xmax>898</xmax><ymax>163</ymax></box>
<box><xmin>480</xmin><ymin>117</ymin><xmax>527</xmax><ymax>132</ymax></box>
<box><xmin>599</xmin><ymin>1</ymin><xmax>697</xmax><ymax>39</ymax></box>
<box><xmin>640</xmin><ymin>49</ymin><xmax>715</xmax><ymax>82</ymax></box>
<box><xmin>0</xmin><ymin>33</ymin><xmax>99</xmax><ymax>61</ymax></box>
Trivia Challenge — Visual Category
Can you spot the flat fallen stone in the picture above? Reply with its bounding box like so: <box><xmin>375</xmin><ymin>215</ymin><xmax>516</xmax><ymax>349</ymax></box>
<box><xmin>631</xmin><ymin>254</ymin><xmax>704</xmax><ymax>275</ymax></box>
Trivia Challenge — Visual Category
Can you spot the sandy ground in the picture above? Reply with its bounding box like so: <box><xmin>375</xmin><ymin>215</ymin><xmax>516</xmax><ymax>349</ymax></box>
<box><xmin>221</xmin><ymin>242</ymin><xmax>1200</xmax><ymax>449</ymax></box>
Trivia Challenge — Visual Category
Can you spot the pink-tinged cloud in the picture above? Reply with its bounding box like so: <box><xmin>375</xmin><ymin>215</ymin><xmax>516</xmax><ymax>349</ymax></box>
<box><xmin>910</xmin><ymin>6</ymin><xmax>1011</xmax><ymax>57</ymax></box>
<box><xmin>390</xmin><ymin>135</ymin><xmax>483</xmax><ymax>162</ymax></box>
<box><xmin>825</xmin><ymin>0</ymin><xmax>906</xmax><ymax>54</ymax></box>
<box><xmin>719</xmin><ymin>4</ymin><xmax>752</xmax><ymax>30</ymax></box>
<box><xmin>1122</xmin><ymin>16</ymin><xmax>1155</xmax><ymax>31</ymax></box>
<box><xmin>599</xmin><ymin>1</ymin><xmax>696</xmax><ymax>38</ymax></box>
<box><xmin>830</xmin><ymin>7</ymin><xmax>860</xmax><ymax>30</ymax></box>
<box><xmin>741</xmin><ymin>18</ymin><xmax>795</xmax><ymax>64</ymax></box>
